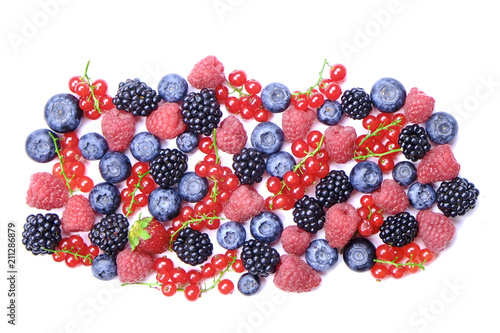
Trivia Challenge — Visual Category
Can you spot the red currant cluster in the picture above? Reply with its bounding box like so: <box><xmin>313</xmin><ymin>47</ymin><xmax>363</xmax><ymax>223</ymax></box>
<box><xmin>354</xmin><ymin>113</ymin><xmax>406</xmax><ymax>172</ymax></box>
<box><xmin>121</xmin><ymin>162</ymin><xmax>157</xmax><ymax>216</ymax></box>
<box><xmin>68</xmin><ymin>61</ymin><xmax>114</xmax><ymax>120</ymax></box>
<box><xmin>266</xmin><ymin>130</ymin><xmax>329</xmax><ymax>210</ymax></box>
<box><xmin>356</xmin><ymin>195</ymin><xmax>384</xmax><ymax>237</ymax></box>
<box><xmin>50</xmin><ymin>234</ymin><xmax>100</xmax><ymax>268</ymax></box>
<box><xmin>371</xmin><ymin>242</ymin><xmax>435</xmax><ymax>280</ymax></box>
<box><xmin>215</xmin><ymin>69</ymin><xmax>271</xmax><ymax>122</ymax></box>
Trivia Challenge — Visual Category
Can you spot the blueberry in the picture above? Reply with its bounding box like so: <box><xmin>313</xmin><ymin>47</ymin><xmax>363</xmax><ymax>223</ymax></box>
<box><xmin>158</xmin><ymin>73</ymin><xmax>188</xmax><ymax>103</ymax></box>
<box><xmin>261</xmin><ymin>82</ymin><xmax>291</xmax><ymax>113</ymax></box>
<box><xmin>89</xmin><ymin>182</ymin><xmax>121</xmax><ymax>214</ymax></box>
<box><xmin>148</xmin><ymin>187</ymin><xmax>181</xmax><ymax>221</ymax></box>
<box><xmin>91</xmin><ymin>254</ymin><xmax>117</xmax><ymax>281</ymax></box>
<box><xmin>130</xmin><ymin>132</ymin><xmax>161</xmax><ymax>162</ymax></box>
<box><xmin>178</xmin><ymin>172</ymin><xmax>209</xmax><ymax>203</ymax></box>
<box><xmin>392</xmin><ymin>161</ymin><xmax>417</xmax><ymax>186</ymax></box>
<box><xmin>343</xmin><ymin>237</ymin><xmax>376</xmax><ymax>272</ymax></box>
<box><xmin>305</xmin><ymin>239</ymin><xmax>338</xmax><ymax>272</ymax></box>
<box><xmin>176</xmin><ymin>131</ymin><xmax>199</xmax><ymax>153</ymax></box>
<box><xmin>316</xmin><ymin>100</ymin><xmax>343</xmax><ymax>126</ymax></box>
<box><xmin>25</xmin><ymin>128</ymin><xmax>60</xmax><ymax>163</ymax></box>
<box><xmin>237</xmin><ymin>273</ymin><xmax>261</xmax><ymax>296</ymax></box>
<box><xmin>370</xmin><ymin>77</ymin><xmax>406</xmax><ymax>113</ymax></box>
<box><xmin>217</xmin><ymin>221</ymin><xmax>246</xmax><ymax>250</ymax></box>
<box><xmin>266</xmin><ymin>151</ymin><xmax>296</xmax><ymax>179</ymax></box>
<box><xmin>425</xmin><ymin>112</ymin><xmax>458</xmax><ymax>144</ymax></box>
<box><xmin>349</xmin><ymin>161</ymin><xmax>383</xmax><ymax>193</ymax></box>
<box><xmin>79</xmin><ymin>132</ymin><xmax>108</xmax><ymax>160</ymax></box>
<box><xmin>251</xmin><ymin>122</ymin><xmax>284</xmax><ymax>154</ymax></box>
<box><xmin>99</xmin><ymin>152</ymin><xmax>132</xmax><ymax>184</ymax></box>
<box><xmin>44</xmin><ymin>93</ymin><xmax>83</xmax><ymax>133</ymax></box>
<box><xmin>250</xmin><ymin>212</ymin><xmax>283</xmax><ymax>244</ymax></box>
<box><xmin>408</xmin><ymin>182</ymin><xmax>436</xmax><ymax>210</ymax></box>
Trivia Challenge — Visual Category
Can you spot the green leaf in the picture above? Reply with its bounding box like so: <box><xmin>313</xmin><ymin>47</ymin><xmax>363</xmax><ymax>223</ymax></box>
<box><xmin>129</xmin><ymin>236</ymin><xmax>140</xmax><ymax>251</ymax></box>
<box><xmin>138</xmin><ymin>229</ymin><xmax>151</xmax><ymax>241</ymax></box>
<box><xmin>139</xmin><ymin>216</ymin><xmax>153</xmax><ymax>229</ymax></box>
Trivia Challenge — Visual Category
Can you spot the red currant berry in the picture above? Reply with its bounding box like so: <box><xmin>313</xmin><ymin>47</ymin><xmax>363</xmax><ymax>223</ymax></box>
<box><xmin>232</xmin><ymin>259</ymin><xmax>245</xmax><ymax>273</ymax></box>
<box><xmin>307</xmin><ymin>92</ymin><xmax>324</xmax><ymax>109</ymax></box>
<box><xmin>291</xmin><ymin>140</ymin><xmax>309</xmax><ymax>158</ymax></box>
<box><xmin>170</xmin><ymin>267</ymin><xmax>187</xmax><ymax>284</ymax></box>
<box><xmin>244</xmin><ymin>79</ymin><xmax>262</xmax><ymax>94</ymax></box>
<box><xmin>228</xmin><ymin>69</ymin><xmax>247</xmax><ymax>87</ymax></box>
<box><xmin>371</xmin><ymin>263</ymin><xmax>389</xmax><ymax>279</ymax></box>
<box><xmin>215</xmin><ymin>84</ymin><xmax>229</xmax><ymax>101</ymax></box>
<box><xmin>68</xmin><ymin>76</ymin><xmax>82</xmax><ymax>93</ymax></box>
<box><xmin>362</xmin><ymin>115</ymin><xmax>380</xmax><ymax>131</ymax></box>
<box><xmin>77</xmin><ymin>176</ymin><xmax>94</xmax><ymax>193</ymax></box>
<box><xmin>93</xmin><ymin>79</ymin><xmax>108</xmax><ymax>96</ymax></box>
<box><xmin>184</xmin><ymin>284</ymin><xmax>200</xmax><ymax>301</ymax></box>
<box><xmin>419</xmin><ymin>249</ymin><xmax>435</xmax><ymax>263</ymax></box>
<box><xmin>266</xmin><ymin>177</ymin><xmax>282</xmax><ymax>194</ymax></box>
<box><xmin>211</xmin><ymin>254</ymin><xmax>229</xmax><ymax>270</ymax></box>
<box><xmin>378</xmin><ymin>156</ymin><xmax>395</xmax><ymax>173</ymax></box>
<box><xmin>225</xmin><ymin>96</ymin><xmax>241</xmax><ymax>113</ymax></box>
<box><xmin>325</xmin><ymin>83</ymin><xmax>342</xmax><ymax>100</ymax></box>
<box><xmin>75</xmin><ymin>82</ymin><xmax>91</xmax><ymax>97</ymax></box>
<box><xmin>329</xmin><ymin>64</ymin><xmax>347</xmax><ymax>82</ymax></box>
<box><xmin>389</xmin><ymin>265</ymin><xmax>405</xmax><ymax>279</ymax></box>
<box><xmin>254</xmin><ymin>108</ymin><xmax>270</xmax><ymax>122</ymax></box>
<box><xmin>195</xmin><ymin>161</ymin><xmax>208</xmax><ymax>178</ymax></box>
<box><xmin>304</xmin><ymin>156</ymin><xmax>320</xmax><ymax>174</ymax></box>
<box><xmin>198</xmin><ymin>137</ymin><xmax>214</xmax><ymax>154</ymax></box>
<box><xmin>201</xmin><ymin>263</ymin><xmax>216</xmax><ymax>278</ymax></box>
<box><xmin>52</xmin><ymin>251</ymin><xmax>65</xmax><ymax>262</ymax></box>
<box><xmin>376</xmin><ymin>244</ymin><xmax>395</xmax><ymax>261</ymax></box>
<box><xmin>218</xmin><ymin>279</ymin><xmax>234</xmax><ymax>295</ymax></box>
<box><xmin>283</xmin><ymin>171</ymin><xmax>300</xmax><ymax>189</ymax></box>
<box><xmin>161</xmin><ymin>282</ymin><xmax>177</xmax><ymax>297</ymax></box>
<box><xmin>307</xmin><ymin>130</ymin><xmax>323</xmax><ymax>149</ymax></box>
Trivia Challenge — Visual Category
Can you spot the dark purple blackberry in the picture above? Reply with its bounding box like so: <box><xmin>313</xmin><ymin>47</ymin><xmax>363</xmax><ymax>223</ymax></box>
<box><xmin>436</xmin><ymin>177</ymin><xmax>479</xmax><ymax>217</ymax></box>
<box><xmin>341</xmin><ymin>87</ymin><xmax>373</xmax><ymax>120</ymax></box>
<box><xmin>89</xmin><ymin>213</ymin><xmax>129</xmax><ymax>256</ymax></box>
<box><xmin>315</xmin><ymin>170</ymin><xmax>353</xmax><ymax>208</ymax></box>
<box><xmin>240</xmin><ymin>239</ymin><xmax>280</xmax><ymax>277</ymax></box>
<box><xmin>379</xmin><ymin>212</ymin><xmax>418</xmax><ymax>247</ymax></box>
<box><xmin>181</xmin><ymin>88</ymin><xmax>223</xmax><ymax>136</ymax></box>
<box><xmin>22</xmin><ymin>213</ymin><xmax>62</xmax><ymax>255</ymax></box>
<box><xmin>172</xmin><ymin>227</ymin><xmax>213</xmax><ymax>266</ymax></box>
<box><xmin>232</xmin><ymin>148</ymin><xmax>266</xmax><ymax>185</ymax></box>
<box><xmin>398</xmin><ymin>124</ymin><xmax>431</xmax><ymax>162</ymax></box>
<box><xmin>149</xmin><ymin>148</ymin><xmax>188</xmax><ymax>188</ymax></box>
<box><xmin>292</xmin><ymin>195</ymin><xmax>325</xmax><ymax>234</ymax></box>
<box><xmin>113</xmin><ymin>78</ymin><xmax>161</xmax><ymax>117</ymax></box>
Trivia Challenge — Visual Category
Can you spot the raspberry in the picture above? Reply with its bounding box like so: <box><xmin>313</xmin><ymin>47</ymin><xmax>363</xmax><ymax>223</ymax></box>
<box><xmin>61</xmin><ymin>194</ymin><xmax>95</xmax><ymax>233</ymax></box>
<box><xmin>145</xmin><ymin>102</ymin><xmax>186</xmax><ymax>140</ymax></box>
<box><xmin>404</xmin><ymin>87</ymin><xmax>435</xmax><ymax>124</ymax></box>
<box><xmin>215</xmin><ymin>115</ymin><xmax>247</xmax><ymax>154</ymax></box>
<box><xmin>273</xmin><ymin>254</ymin><xmax>321</xmax><ymax>293</ymax></box>
<box><xmin>417</xmin><ymin>144</ymin><xmax>460</xmax><ymax>183</ymax></box>
<box><xmin>281</xmin><ymin>107</ymin><xmax>316</xmax><ymax>142</ymax></box>
<box><xmin>26</xmin><ymin>172</ymin><xmax>69</xmax><ymax>210</ymax></box>
<box><xmin>416</xmin><ymin>210</ymin><xmax>455</xmax><ymax>253</ymax></box>
<box><xmin>116</xmin><ymin>248</ymin><xmax>154</xmax><ymax>283</ymax></box>
<box><xmin>187</xmin><ymin>55</ymin><xmax>225</xmax><ymax>89</ymax></box>
<box><xmin>223</xmin><ymin>185</ymin><xmax>264</xmax><ymax>222</ymax></box>
<box><xmin>101</xmin><ymin>108</ymin><xmax>136</xmax><ymax>152</ymax></box>
<box><xmin>324</xmin><ymin>125</ymin><xmax>357</xmax><ymax>164</ymax></box>
<box><xmin>281</xmin><ymin>225</ymin><xmax>311</xmax><ymax>255</ymax></box>
<box><xmin>324</xmin><ymin>202</ymin><xmax>360</xmax><ymax>249</ymax></box>
<box><xmin>372</xmin><ymin>179</ymin><xmax>409</xmax><ymax>215</ymax></box>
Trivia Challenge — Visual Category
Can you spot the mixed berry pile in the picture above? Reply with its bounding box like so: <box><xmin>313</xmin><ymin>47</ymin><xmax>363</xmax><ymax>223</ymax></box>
<box><xmin>23</xmin><ymin>56</ymin><xmax>480</xmax><ymax>300</ymax></box>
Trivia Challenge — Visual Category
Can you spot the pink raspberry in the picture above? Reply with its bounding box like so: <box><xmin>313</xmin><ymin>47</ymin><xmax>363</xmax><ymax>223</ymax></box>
<box><xmin>61</xmin><ymin>194</ymin><xmax>95</xmax><ymax>233</ymax></box>
<box><xmin>187</xmin><ymin>55</ymin><xmax>225</xmax><ymax>89</ymax></box>
<box><xmin>417</xmin><ymin>144</ymin><xmax>460</xmax><ymax>183</ymax></box>
<box><xmin>404</xmin><ymin>87</ymin><xmax>435</xmax><ymax>124</ymax></box>
<box><xmin>281</xmin><ymin>225</ymin><xmax>311</xmax><ymax>255</ymax></box>
<box><xmin>417</xmin><ymin>210</ymin><xmax>455</xmax><ymax>253</ymax></box>
<box><xmin>145</xmin><ymin>102</ymin><xmax>186</xmax><ymax>140</ymax></box>
<box><xmin>215</xmin><ymin>115</ymin><xmax>247</xmax><ymax>154</ymax></box>
<box><xmin>116</xmin><ymin>248</ymin><xmax>154</xmax><ymax>283</ymax></box>
<box><xmin>273</xmin><ymin>254</ymin><xmax>321</xmax><ymax>293</ymax></box>
<box><xmin>26</xmin><ymin>172</ymin><xmax>69</xmax><ymax>210</ymax></box>
<box><xmin>101</xmin><ymin>108</ymin><xmax>136</xmax><ymax>152</ymax></box>
<box><xmin>223</xmin><ymin>185</ymin><xmax>264</xmax><ymax>222</ymax></box>
<box><xmin>324</xmin><ymin>125</ymin><xmax>357</xmax><ymax>164</ymax></box>
<box><xmin>281</xmin><ymin>107</ymin><xmax>315</xmax><ymax>142</ymax></box>
<box><xmin>372</xmin><ymin>179</ymin><xmax>409</xmax><ymax>214</ymax></box>
<box><xmin>325</xmin><ymin>203</ymin><xmax>360</xmax><ymax>249</ymax></box>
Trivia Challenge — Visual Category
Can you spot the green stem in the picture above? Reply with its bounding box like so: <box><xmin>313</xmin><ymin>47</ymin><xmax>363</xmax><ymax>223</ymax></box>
<box><xmin>124</xmin><ymin>170</ymin><xmax>150</xmax><ymax>217</ymax></box>
<box><xmin>48</xmin><ymin>131</ymin><xmax>74</xmax><ymax>195</ymax></box>
<box><xmin>121</xmin><ymin>281</ymin><xmax>162</xmax><ymax>289</ymax></box>
<box><xmin>200</xmin><ymin>255</ymin><xmax>237</xmax><ymax>293</ymax></box>
<box><xmin>81</xmin><ymin>60</ymin><xmax>102</xmax><ymax>114</ymax></box>
<box><xmin>374</xmin><ymin>256</ymin><xmax>427</xmax><ymax>271</ymax></box>
<box><xmin>357</xmin><ymin>118</ymin><xmax>402</xmax><ymax>149</ymax></box>
<box><xmin>291</xmin><ymin>58</ymin><xmax>330</xmax><ymax>97</ymax></box>
<box><xmin>169</xmin><ymin>214</ymin><xmax>224</xmax><ymax>250</ymax></box>
<box><xmin>354</xmin><ymin>147</ymin><xmax>402</xmax><ymax>161</ymax></box>
<box><xmin>42</xmin><ymin>247</ymin><xmax>93</xmax><ymax>263</ymax></box>
<box><xmin>225</xmin><ymin>79</ymin><xmax>246</xmax><ymax>97</ymax></box>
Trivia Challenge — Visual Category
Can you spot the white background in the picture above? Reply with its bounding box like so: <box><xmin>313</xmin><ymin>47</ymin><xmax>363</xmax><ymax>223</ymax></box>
<box><xmin>1</xmin><ymin>1</ymin><xmax>499</xmax><ymax>333</ymax></box>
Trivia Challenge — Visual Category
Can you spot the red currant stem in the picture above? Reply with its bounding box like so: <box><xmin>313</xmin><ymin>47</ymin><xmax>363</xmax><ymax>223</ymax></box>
<box><xmin>80</xmin><ymin>60</ymin><xmax>102</xmax><ymax>114</ymax></box>
<box><xmin>292</xmin><ymin>135</ymin><xmax>325</xmax><ymax>173</ymax></box>
<box><xmin>200</xmin><ymin>255</ymin><xmax>237</xmax><ymax>294</ymax></box>
<box><xmin>41</xmin><ymin>247</ymin><xmax>93</xmax><ymax>263</ymax></box>
<box><xmin>124</xmin><ymin>170</ymin><xmax>150</xmax><ymax>217</ymax></box>
<box><xmin>121</xmin><ymin>281</ymin><xmax>162</xmax><ymax>291</ymax></box>
<box><xmin>358</xmin><ymin>118</ymin><xmax>402</xmax><ymax>149</ymax></box>
<box><xmin>168</xmin><ymin>214</ymin><xmax>225</xmax><ymax>250</ymax></box>
<box><xmin>211</xmin><ymin>129</ymin><xmax>221</xmax><ymax>165</ymax></box>
<box><xmin>225</xmin><ymin>79</ymin><xmax>246</xmax><ymax>97</ymax></box>
<box><xmin>354</xmin><ymin>147</ymin><xmax>402</xmax><ymax>161</ymax></box>
<box><xmin>373</xmin><ymin>256</ymin><xmax>427</xmax><ymax>271</ymax></box>
<box><xmin>291</xmin><ymin>58</ymin><xmax>330</xmax><ymax>97</ymax></box>
<box><xmin>210</xmin><ymin>179</ymin><xmax>220</xmax><ymax>202</ymax></box>
<box><xmin>366</xmin><ymin>206</ymin><xmax>383</xmax><ymax>220</ymax></box>
<box><xmin>48</xmin><ymin>131</ymin><xmax>75</xmax><ymax>196</ymax></box>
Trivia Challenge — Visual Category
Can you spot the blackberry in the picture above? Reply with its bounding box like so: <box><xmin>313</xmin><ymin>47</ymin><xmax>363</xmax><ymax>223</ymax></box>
<box><xmin>181</xmin><ymin>88</ymin><xmax>223</xmax><ymax>136</ymax></box>
<box><xmin>22</xmin><ymin>213</ymin><xmax>62</xmax><ymax>255</ymax></box>
<box><xmin>232</xmin><ymin>148</ymin><xmax>266</xmax><ymax>185</ymax></box>
<box><xmin>436</xmin><ymin>177</ymin><xmax>479</xmax><ymax>217</ymax></box>
<box><xmin>379</xmin><ymin>212</ymin><xmax>419</xmax><ymax>248</ymax></box>
<box><xmin>292</xmin><ymin>195</ymin><xmax>326</xmax><ymax>234</ymax></box>
<box><xmin>315</xmin><ymin>170</ymin><xmax>353</xmax><ymax>208</ymax></box>
<box><xmin>341</xmin><ymin>87</ymin><xmax>373</xmax><ymax>120</ymax></box>
<box><xmin>113</xmin><ymin>78</ymin><xmax>161</xmax><ymax>117</ymax></box>
<box><xmin>398</xmin><ymin>124</ymin><xmax>431</xmax><ymax>162</ymax></box>
<box><xmin>89</xmin><ymin>213</ymin><xmax>129</xmax><ymax>256</ymax></box>
<box><xmin>240</xmin><ymin>239</ymin><xmax>280</xmax><ymax>277</ymax></box>
<box><xmin>150</xmin><ymin>148</ymin><xmax>188</xmax><ymax>188</ymax></box>
<box><xmin>172</xmin><ymin>227</ymin><xmax>213</xmax><ymax>266</ymax></box>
